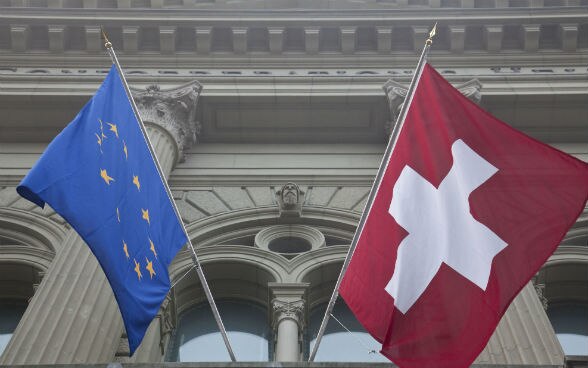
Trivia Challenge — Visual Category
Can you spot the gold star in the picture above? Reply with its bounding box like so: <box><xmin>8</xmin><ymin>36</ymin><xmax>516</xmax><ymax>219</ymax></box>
<box><xmin>123</xmin><ymin>140</ymin><xmax>128</xmax><ymax>160</ymax></box>
<box><xmin>95</xmin><ymin>133</ymin><xmax>102</xmax><ymax>147</ymax></box>
<box><xmin>98</xmin><ymin>119</ymin><xmax>107</xmax><ymax>140</ymax></box>
<box><xmin>133</xmin><ymin>258</ymin><xmax>142</xmax><ymax>281</ymax></box>
<box><xmin>116</xmin><ymin>207</ymin><xmax>120</xmax><ymax>222</ymax></box>
<box><xmin>141</xmin><ymin>208</ymin><xmax>150</xmax><ymax>225</ymax></box>
<box><xmin>132</xmin><ymin>175</ymin><xmax>140</xmax><ymax>191</ymax></box>
<box><xmin>107</xmin><ymin>123</ymin><xmax>119</xmax><ymax>138</ymax></box>
<box><xmin>149</xmin><ymin>238</ymin><xmax>158</xmax><ymax>258</ymax></box>
<box><xmin>100</xmin><ymin>169</ymin><xmax>115</xmax><ymax>185</ymax></box>
<box><xmin>123</xmin><ymin>240</ymin><xmax>129</xmax><ymax>259</ymax></box>
<box><xmin>145</xmin><ymin>257</ymin><xmax>156</xmax><ymax>279</ymax></box>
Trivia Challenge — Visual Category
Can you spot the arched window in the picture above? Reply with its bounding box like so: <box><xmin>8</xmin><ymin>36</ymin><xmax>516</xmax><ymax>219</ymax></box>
<box><xmin>309</xmin><ymin>299</ymin><xmax>387</xmax><ymax>362</ymax></box>
<box><xmin>168</xmin><ymin>300</ymin><xmax>269</xmax><ymax>361</ymax></box>
<box><xmin>0</xmin><ymin>261</ymin><xmax>42</xmax><ymax>357</ymax></box>
<box><xmin>536</xmin><ymin>252</ymin><xmax>588</xmax><ymax>362</ymax></box>
<box><xmin>547</xmin><ymin>304</ymin><xmax>588</xmax><ymax>356</ymax></box>
<box><xmin>0</xmin><ymin>301</ymin><xmax>26</xmax><ymax>356</ymax></box>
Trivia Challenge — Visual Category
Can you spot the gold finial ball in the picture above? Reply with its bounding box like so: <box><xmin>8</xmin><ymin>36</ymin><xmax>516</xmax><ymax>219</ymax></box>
<box><xmin>104</xmin><ymin>41</ymin><xmax>112</xmax><ymax>49</ymax></box>
<box><xmin>425</xmin><ymin>39</ymin><xmax>433</xmax><ymax>46</ymax></box>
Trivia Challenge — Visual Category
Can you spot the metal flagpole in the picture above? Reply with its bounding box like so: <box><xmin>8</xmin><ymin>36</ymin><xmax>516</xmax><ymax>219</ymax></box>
<box><xmin>308</xmin><ymin>23</ymin><xmax>437</xmax><ymax>362</ymax></box>
<box><xmin>102</xmin><ymin>32</ymin><xmax>237</xmax><ymax>362</ymax></box>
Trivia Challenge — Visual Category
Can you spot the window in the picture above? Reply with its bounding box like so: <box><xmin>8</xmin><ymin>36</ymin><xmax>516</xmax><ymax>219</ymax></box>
<box><xmin>547</xmin><ymin>304</ymin><xmax>588</xmax><ymax>356</ymax></box>
<box><xmin>536</xmin><ymin>258</ymin><xmax>588</xmax><ymax>362</ymax></box>
<box><xmin>168</xmin><ymin>300</ymin><xmax>269</xmax><ymax>361</ymax></box>
<box><xmin>0</xmin><ymin>302</ymin><xmax>26</xmax><ymax>356</ymax></box>
<box><xmin>0</xmin><ymin>262</ymin><xmax>40</xmax><ymax>357</ymax></box>
<box><xmin>309</xmin><ymin>299</ymin><xmax>387</xmax><ymax>362</ymax></box>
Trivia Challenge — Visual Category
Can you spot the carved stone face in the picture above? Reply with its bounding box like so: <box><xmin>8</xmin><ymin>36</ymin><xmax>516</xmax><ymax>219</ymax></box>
<box><xmin>281</xmin><ymin>183</ymin><xmax>299</xmax><ymax>207</ymax></box>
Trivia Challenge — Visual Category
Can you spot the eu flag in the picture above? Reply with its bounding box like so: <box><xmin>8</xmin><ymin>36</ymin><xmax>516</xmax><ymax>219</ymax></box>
<box><xmin>17</xmin><ymin>65</ymin><xmax>188</xmax><ymax>355</ymax></box>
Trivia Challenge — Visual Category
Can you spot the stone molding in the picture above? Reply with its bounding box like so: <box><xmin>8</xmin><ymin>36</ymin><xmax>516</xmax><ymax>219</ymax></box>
<box><xmin>382</xmin><ymin>77</ymin><xmax>482</xmax><ymax>135</ymax></box>
<box><xmin>131</xmin><ymin>81</ymin><xmax>203</xmax><ymax>161</ymax></box>
<box><xmin>0</xmin><ymin>207</ymin><xmax>67</xmax><ymax>253</ymax></box>
<box><xmin>3</xmin><ymin>0</ymin><xmax>583</xmax><ymax>8</ymax></box>
<box><xmin>255</xmin><ymin>225</ymin><xmax>326</xmax><ymax>258</ymax></box>
<box><xmin>158</xmin><ymin>295</ymin><xmax>177</xmax><ymax>355</ymax></box>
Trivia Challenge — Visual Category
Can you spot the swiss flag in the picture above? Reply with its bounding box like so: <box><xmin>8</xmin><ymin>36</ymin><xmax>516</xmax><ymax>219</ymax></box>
<box><xmin>339</xmin><ymin>64</ymin><xmax>588</xmax><ymax>368</ymax></box>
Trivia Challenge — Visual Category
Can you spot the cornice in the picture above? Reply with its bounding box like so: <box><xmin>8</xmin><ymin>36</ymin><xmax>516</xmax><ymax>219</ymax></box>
<box><xmin>1</xmin><ymin>6</ymin><xmax>587</xmax><ymax>20</ymax></box>
<box><xmin>1</xmin><ymin>7</ymin><xmax>587</xmax><ymax>63</ymax></box>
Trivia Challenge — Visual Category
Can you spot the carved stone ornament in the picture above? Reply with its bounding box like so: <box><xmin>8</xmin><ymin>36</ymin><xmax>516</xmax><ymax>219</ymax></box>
<box><xmin>131</xmin><ymin>81</ymin><xmax>203</xmax><ymax>161</ymax></box>
<box><xmin>272</xmin><ymin>299</ymin><xmax>305</xmax><ymax>328</ymax></box>
<box><xmin>532</xmin><ymin>280</ymin><xmax>549</xmax><ymax>311</ymax></box>
<box><xmin>158</xmin><ymin>294</ymin><xmax>177</xmax><ymax>353</ymax></box>
<box><xmin>275</xmin><ymin>182</ymin><xmax>305</xmax><ymax>217</ymax></box>
<box><xmin>382</xmin><ymin>78</ymin><xmax>482</xmax><ymax>135</ymax></box>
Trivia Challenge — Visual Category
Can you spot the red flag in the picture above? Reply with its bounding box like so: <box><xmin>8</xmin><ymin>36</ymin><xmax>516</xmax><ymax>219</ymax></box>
<box><xmin>339</xmin><ymin>64</ymin><xmax>588</xmax><ymax>368</ymax></box>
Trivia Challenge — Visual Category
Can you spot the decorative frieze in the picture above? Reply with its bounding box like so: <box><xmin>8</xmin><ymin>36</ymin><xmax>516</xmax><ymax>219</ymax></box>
<box><xmin>559</xmin><ymin>23</ymin><xmax>578</xmax><ymax>52</ymax></box>
<box><xmin>0</xmin><ymin>0</ymin><xmax>584</xmax><ymax>8</ymax></box>
<box><xmin>85</xmin><ymin>25</ymin><xmax>102</xmax><ymax>53</ymax></box>
<box><xmin>268</xmin><ymin>27</ymin><xmax>285</xmax><ymax>53</ymax></box>
<box><xmin>122</xmin><ymin>26</ymin><xmax>140</xmax><ymax>53</ymax></box>
<box><xmin>376</xmin><ymin>27</ymin><xmax>392</xmax><ymax>53</ymax></box>
<box><xmin>160</xmin><ymin>26</ymin><xmax>177</xmax><ymax>54</ymax></box>
<box><xmin>523</xmin><ymin>24</ymin><xmax>541</xmax><ymax>52</ymax></box>
<box><xmin>0</xmin><ymin>18</ymin><xmax>585</xmax><ymax>56</ymax></box>
<box><xmin>47</xmin><ymin>25</ymin><xmax>65</xmax><ymax>53</ymax></box>
<box><xmin>304</xmin><ymin>27</ymin><xmax>320</xmax><ymax>54</ymax></box>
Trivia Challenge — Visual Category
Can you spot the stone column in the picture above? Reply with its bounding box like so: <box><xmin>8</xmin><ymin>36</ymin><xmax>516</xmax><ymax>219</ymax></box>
<box><xmin>269</xmin><ymin>283</ymin><xmax>309</xmax><ymax>362</ymax></box>
<box><xmin>126</xmin><ymin>81</ymin><xmax>202</xmax><ymax>362</ymax></box>
<box><xmin>0</xmin><ymin>82</ymin><xmax>201</xmax><ymax>365</ymax></box>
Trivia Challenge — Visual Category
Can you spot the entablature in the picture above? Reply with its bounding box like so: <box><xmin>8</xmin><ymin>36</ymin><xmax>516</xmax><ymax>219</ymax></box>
<box><xmin>0</xmin><ymin>6</ymin><xmax>587</xmax><ymax>66</ymax></box>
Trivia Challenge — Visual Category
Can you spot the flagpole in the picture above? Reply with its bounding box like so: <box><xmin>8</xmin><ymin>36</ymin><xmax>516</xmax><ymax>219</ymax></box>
<box><xmin>308</xmin><ymin>23</ymin><xmax>437</xmax><ymax>362</ymax></box>
<box><xmin>102</xmin><ymin>33</ymin><xmax>237</xmax><ymax>362</ymax></box>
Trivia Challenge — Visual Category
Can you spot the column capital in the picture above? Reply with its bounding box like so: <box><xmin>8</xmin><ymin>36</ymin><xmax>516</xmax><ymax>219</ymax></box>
<box><xmin>382</xmin><ymin>78</ymin><xmax>482</xmax><ymax>135</ymax></box>
<box><xmin>269</xmin><ymin>282</ymin><xmax>309</xmax><ymax>327</ymax></box>
<box><xmin>131</xmin><ymin>81</ymin><xmax>203</xmax><ymax>162</ymax></box>
<box><xmin>272</xmin><ymin>299</ymin><xmax>305</xmax><ymax>327</ymax></box>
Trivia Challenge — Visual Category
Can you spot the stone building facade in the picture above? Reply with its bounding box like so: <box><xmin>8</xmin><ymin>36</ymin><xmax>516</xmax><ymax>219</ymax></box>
<box><xmin>0</xmin><ymin>1</ymin><xmax>586</xmax><ymax>366</ymax></box>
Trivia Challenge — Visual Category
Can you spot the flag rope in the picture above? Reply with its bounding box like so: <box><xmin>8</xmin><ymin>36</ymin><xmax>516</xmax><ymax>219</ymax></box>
<box><xmin>170</xmin><ymin>264</ymin><xmax>198</xmax><ymax>290</ymax></box>
<box><xmin>328</xmin><ymin>313</ymin><xmax>378</xmax><ymax>355</ymax></box>
<box><xmin>307</xmin><ymin>23</ymin><xmax>437</xmax><ymax>362</ymax></box>
<box><xmin>101</xmin><ymin>30</ymin><xmax>237</xmax><ymax>362</ymax></box>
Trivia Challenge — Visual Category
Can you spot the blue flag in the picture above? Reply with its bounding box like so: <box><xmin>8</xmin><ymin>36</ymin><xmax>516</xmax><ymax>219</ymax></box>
<box><xmin>17</xmin><ymin>65</ymin><xmax>188</xmax><ymax>355</ymax></box>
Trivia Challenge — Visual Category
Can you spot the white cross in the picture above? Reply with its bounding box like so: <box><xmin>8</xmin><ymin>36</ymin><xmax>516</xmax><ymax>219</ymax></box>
<box><xmin>385</xmin><ymin>139</ymin><xmax>508</xmax><ymax>314</ymax></box>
